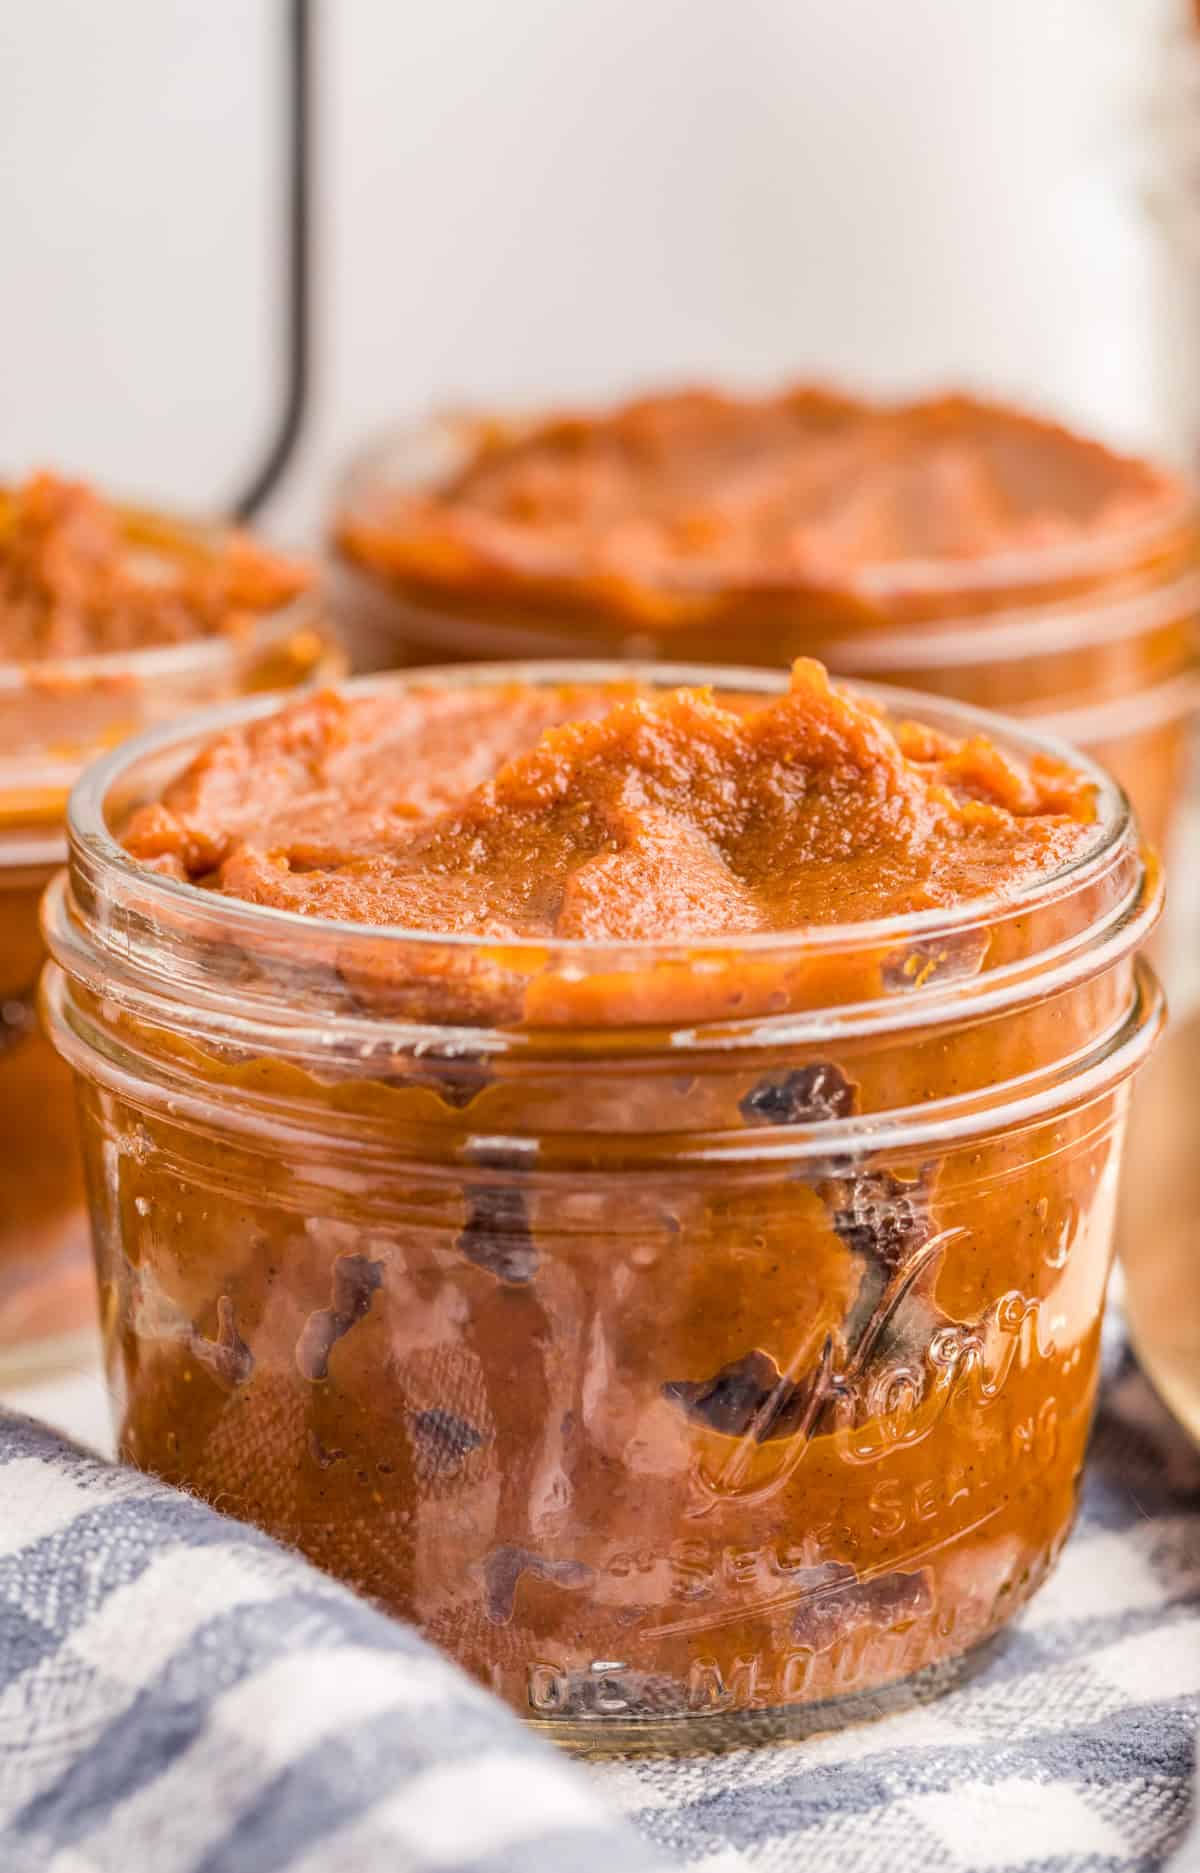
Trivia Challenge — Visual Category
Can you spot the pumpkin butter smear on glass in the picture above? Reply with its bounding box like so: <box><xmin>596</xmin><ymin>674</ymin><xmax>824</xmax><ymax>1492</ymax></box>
<box><xmin>44</xmin><ymin>656</ymin><xmax>1161</xmax><ymax>1747</ymax></box>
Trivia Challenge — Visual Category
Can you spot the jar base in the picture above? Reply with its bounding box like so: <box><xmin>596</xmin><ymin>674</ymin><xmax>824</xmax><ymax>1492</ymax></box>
<box><xmin>528</xmin><ymin>1632</ymin><xmax>1005</xmax><ymax>1758</ymax></box>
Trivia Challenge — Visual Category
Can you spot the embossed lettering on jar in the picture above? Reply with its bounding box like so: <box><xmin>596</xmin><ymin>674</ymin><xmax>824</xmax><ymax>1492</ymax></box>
<box><xmin>41</xmin><ymin>661</ymin><xmax>1162</xmax><ymax>1748</ymax></box>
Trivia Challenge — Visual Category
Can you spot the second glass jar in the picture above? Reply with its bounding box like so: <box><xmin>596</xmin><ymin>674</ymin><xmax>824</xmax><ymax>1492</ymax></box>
<box><xmin>333</xmin><ymin>414</ymin><xmax>1199</xmax><ymax>862</ymax></box>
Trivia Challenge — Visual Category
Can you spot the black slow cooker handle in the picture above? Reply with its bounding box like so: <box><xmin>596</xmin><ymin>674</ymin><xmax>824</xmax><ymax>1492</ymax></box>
<box><xmin>232</xmin><ymin>0</ymin><xmax>312</xmax><ymax>522</ymax></box>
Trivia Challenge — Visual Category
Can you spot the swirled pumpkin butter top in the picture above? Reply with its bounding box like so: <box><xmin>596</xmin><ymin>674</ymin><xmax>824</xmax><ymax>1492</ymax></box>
<box><xmin>338</xmin><ymin>387</ymin><xmax>1184</xmax><ymax>607</ymax></box>
<box><xmin>0</xmin><ymin>472</ymin><xmax>312</xmax><ymax>660</ymax></box>
<box><xmin>123</xmin><ymin>661</ymin><xmax>1096</xmax><ymax>942</ymax></box>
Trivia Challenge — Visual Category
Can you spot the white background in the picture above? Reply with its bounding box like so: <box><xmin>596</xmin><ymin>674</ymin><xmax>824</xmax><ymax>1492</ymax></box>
<box><xmin>0</xmin><ymin>0</ymin><xmax>1190</xmax><ymax>545</ymax></box>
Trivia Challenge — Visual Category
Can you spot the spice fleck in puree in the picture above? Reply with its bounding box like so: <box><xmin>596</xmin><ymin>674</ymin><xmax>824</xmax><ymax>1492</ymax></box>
<box><xmin>0</xmin><ymin>471</ymin><xmax>321</xmax><ymax>1370</ymax></box>
<box><xmin>46</xmin><ymin>658</ymin><xmax>1160</xmax><ymax>1745</ymax></box>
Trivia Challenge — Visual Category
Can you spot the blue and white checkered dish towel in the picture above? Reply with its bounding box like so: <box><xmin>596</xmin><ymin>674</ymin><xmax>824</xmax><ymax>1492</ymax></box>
<box><xmin>0</xmin><ymin>1352</ymin><xmax>1196</xmax><ymax>1873</ymax></box>
<box><xmin>0</xmin><ymin>1409</ymin><xmax>667</xmax><ymax>1873</ymax></box>
<box><xmin>593</xmin><ymin>1352</ymin><xmax>1200</xmax><ymax>1873</ymax></box>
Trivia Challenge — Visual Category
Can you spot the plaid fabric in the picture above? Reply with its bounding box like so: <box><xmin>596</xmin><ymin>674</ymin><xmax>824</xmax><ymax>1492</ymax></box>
<box><xmin>0</xmin><ymin>1410</ymin><xmax>666</xmax><ymax>1873</ymax></box>
<box><xmin>592</xmin><ymin>1353</ymin><xmax>1200</xmax><ymax>1872</ymax></box>
<box><xmin>0</xmin><ymin>1353</ymin><xmax>1195</xmax><ymax>1872</ymax></box>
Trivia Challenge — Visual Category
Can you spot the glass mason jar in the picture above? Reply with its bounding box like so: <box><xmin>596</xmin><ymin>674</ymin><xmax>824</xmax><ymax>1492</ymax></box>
<box><xmin>0</xmin><ymin>554</ymin><xmax>341</xmax><ymax>1378</ymax></box>
<box><xmin>42</xmin><ymin>664</ymin><xmax>1161</xmax><ymax>1749</ymax></box>
<box><xmin>331</xmin><ymin>415</ymin><xmax>1200</xmax><ymax>862</ymax></box>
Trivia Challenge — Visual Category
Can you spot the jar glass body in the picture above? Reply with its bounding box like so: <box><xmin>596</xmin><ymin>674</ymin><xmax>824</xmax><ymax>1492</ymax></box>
<box><xmin>0</xmin><ymin>585</ymin><xmax>341</xmax><ymax>1377</ymax></box>
<box><xmin>42</xmin><ymin>666</ymin><xmax>1162</xmax><ymax>1746</ymax></box>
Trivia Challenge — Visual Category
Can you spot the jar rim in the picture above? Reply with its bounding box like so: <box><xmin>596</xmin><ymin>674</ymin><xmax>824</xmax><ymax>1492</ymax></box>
<box><xmin>64</xmin><ymin>656</ymin><xmax>1131</xmax><ymax>965</ymax></box>
<box><xmin>0</xmin><ymin>583</ymin><xmax>328</xmax><ymax>868</ymax></box>
<box><xmin>1009</xmin><ymin>663</ymin><xmax>1200</xmax><ymax>745</ymax></box>
<box><xmin>819</xmin><ymin>570</ymin><xmax>1200</xmax><ymax>672</ymax></box>
<box><xmin>0</xmin><ymin>586</ymin><xmax>319</xmax><ymax>697</ymax></box>
<box><xmin>335</xmin><ymin>412</ymin><xmax>1200</xmax><ymax>636</ymax></box>
<box><xmin>36</xmin><ymin>946</ymin><xmax>1164</xmax><ymax>1162</ymax></box>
